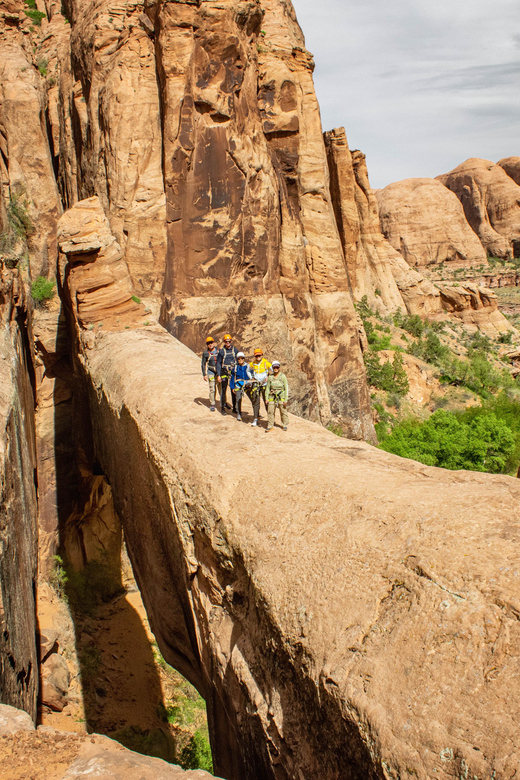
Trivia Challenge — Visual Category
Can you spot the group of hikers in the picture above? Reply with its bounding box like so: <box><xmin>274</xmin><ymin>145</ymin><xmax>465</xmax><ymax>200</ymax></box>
<box><xmin>201</xmin><ymin>334</ymin><xmax>289</xmax><ymax>431</ymax></box>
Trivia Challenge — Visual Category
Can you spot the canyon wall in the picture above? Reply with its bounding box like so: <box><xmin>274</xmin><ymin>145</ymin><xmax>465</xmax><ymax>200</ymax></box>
<box><xmin>0</xmin><ymin>271</ymin><xmax>38</xmax><ymax>719</ymax></box>
<box><xmin>39</xmin><ymin>0</ymin><xmax>373</xmax><ymax>440</ymax></box>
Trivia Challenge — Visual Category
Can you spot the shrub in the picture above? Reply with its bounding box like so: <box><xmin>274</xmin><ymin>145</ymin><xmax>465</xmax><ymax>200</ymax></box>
<box><xmin>179</xmin><ymin>731</ymin><xmax>213</xmax><ymax>773</ymax></box>
<box><xmin>24</xmin><ymin>8</ymin><xmax>47</xmax><ymax>25</ymax></box>
<box><xmin>31</xmin><ymin>276</ymin><xmax>55</xmax><ymax>305</ymax></box>
<box><xmin>365</xmin><ymin>348</ymin><xmax>409</xmax><ymax>396</ymax></box>
<box><xmin>408</xmin><ymin>331</ymin><xmax>450</xmax><ymax>366</ymax></box>
<box><xmin>37</xmin><ymin>58</ymin><xmax>48</xmax><ymax>76</ymax></box>
<box><xmin>380</xmin><ymin>409</ymin><xmax>516</xmax><ymax>474</ymax></box>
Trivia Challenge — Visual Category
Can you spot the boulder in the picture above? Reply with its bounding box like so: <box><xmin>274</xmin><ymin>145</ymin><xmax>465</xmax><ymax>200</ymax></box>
<box><xmin>376</xmin><ymin>177</ymin><xmax>487</xmax><ymax>268</ymax></box>
<box><xmin>437</xmin><ymin>158</ymin><xmax>520</xmax><ymax>260</ymax></box>
<box><xmin>0</xmin><ymin>703</ymin><xmax>35</xmax><ymax>735</ymax></box>
<box><xmin>37</xmin><ymin>628</ymin><xmax>59</xmax><ymax>662</ymax></box>
<box><xmin>41</xmin><ymin>653</ymin><xmax>70</xmax><ymax>712</ymax></box>
<box><xmin>498</xmin><ymin>156</ymin><xmax>520</xmax><ymax>187</ymax></box>
<box><xmin>436</xmin><ymin>283</ymin><xmax>513</xmax><ymax>336</ymax></box>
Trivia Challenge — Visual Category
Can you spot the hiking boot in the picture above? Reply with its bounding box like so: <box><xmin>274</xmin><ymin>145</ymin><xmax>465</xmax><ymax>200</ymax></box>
<box><xmin>251</xmin><ymin>419</ymin><xmax>258</xmax><ymax>427</ymax></box>
<box><xmin>236</xmin><ymin>415</ymin><xmax>242</xmax><ymax>422</ymax></box>
<box><xmin>266</xmin><ymin>427</ymin><xmax>273</xmax><ymax>432</ymax></box>
<box><xmin>283</xmin><ymin>426</ymin><xmax>288</xmax><ymax>431</ymax></box>
<box><xmin>221</xmin><ymin>409</ymin><xmax>226</xmax><ymax>416</ymax></box>
<box><xmin>210</xmin><ymin>406</ymin><xmax>215</xmax><ymax>412</ymax></box>
<box><xmin>225</xmin><ymin>403</ymin><xmax>231</xmax><ymax>409</ymax></box>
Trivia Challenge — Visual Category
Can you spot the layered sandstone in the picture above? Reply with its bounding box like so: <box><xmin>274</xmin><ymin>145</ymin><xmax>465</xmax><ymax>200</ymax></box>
<box><xmin>59</xmin><ymin>289</ymin><xmax>520</xmax><ymax>779</ymax></box>
<box><xmin>498</xmin><ymin>156</ymin><xmax>520</xmax><ymax>187</ymax></box>
<box><xmin>437</xmin><ymin>158</ymin><xmax>520</xmax><ymax>260</ymax></box>
<box><xmin>437</xmin><ymin>283</ymin><xmax>511</xmax><ymax>336</ymax></box>
<box><xmin>376</xmin><ymin>177</ymin><xmax>487</xmax><ymax>269</ymax></box>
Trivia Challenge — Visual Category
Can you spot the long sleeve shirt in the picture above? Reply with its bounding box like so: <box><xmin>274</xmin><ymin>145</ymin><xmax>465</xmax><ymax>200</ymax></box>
<box><xmin>201</xmin><ymin>348</ymin><xmax>218</xmax><ymax>377</ymax></box>
<box><xmin>265</xmin><ymin>373</ymin><xmax>289</xmax><ymax>403</ymax></box>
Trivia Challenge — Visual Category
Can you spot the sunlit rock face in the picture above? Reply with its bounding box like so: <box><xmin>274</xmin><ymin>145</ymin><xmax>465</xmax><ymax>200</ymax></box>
<box><xmin>437</xmin><ymin>158</ymin><xmax>520</xmax><ymax>261</ymax></box>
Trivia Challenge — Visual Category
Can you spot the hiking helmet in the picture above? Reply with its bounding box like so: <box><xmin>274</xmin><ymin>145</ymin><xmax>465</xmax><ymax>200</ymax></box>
<box><xmin>254</xmin><ymin>348</ymin><xmax>263</xmax><ymax>355</ymax></box>
<box><xmin>237</xmin><ymin>352</ymin><xmax>245</xmax><ymax>358</ymax></box>
<box><xmin>206</xmin><ymin>336</ymin><xmax>215</xmax><ymax>343</ymax></box>
<box><xmin>272</xmin><ymin>360</ymin><xmax>281</xmax><ymax>367</ymax></box>
<box><xmin>224</xmin><ymin>334</ymin><xmax>232</xmax><ymax>340</ymax></box>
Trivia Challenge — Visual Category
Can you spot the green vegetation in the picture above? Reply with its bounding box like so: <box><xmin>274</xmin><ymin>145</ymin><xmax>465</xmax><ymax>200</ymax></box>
<box><xmin>37</xmin><ymin>57</ymin><xmax>48</xmax><ymax>76</ymax></box>
<box><xmin>31</xmin><ymin>275</ymin><xmax>55</xmax><ymax>305</ymax></box>
<box><xmin>131</xmin><ymin>295</ymin><xmax>141</xmax><ymax>304</ymax></box>
<box><xmin>49</xmin><ymin>554</ymin><xmax>68</xmax><ymax>597</ymax></box>
<box><xmin>1</xmin><ymin>192</ymin><xmax>33</xmax><ymax>266</ymax></box>
<box><xmin>379</xmin><ymin>399</ymin><xmax>518</xmax><ymax>474</ymax></box>
<box><xmin>24</xmin><ymin>0</ymin><xmax>47</xmax><ymax>26</ymax></box>
<box><xmin>153</xmin><ymin>643</ymin><xmax>213</xmax><ymax>772</ymax></box>
<box><xmin>364</xmin><ymin>348</ymin><xmax>409</xmax><ymax>396</ymax></box>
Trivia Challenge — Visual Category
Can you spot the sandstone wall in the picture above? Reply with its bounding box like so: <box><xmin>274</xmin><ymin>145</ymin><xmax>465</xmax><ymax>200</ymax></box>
<box><xmin>437</xmin><ymin>158</ymin><xmax>520</xmax><ymax>260</ymax></box>
<box><xmin>376</xmin><ymin>177</ymin><xmax>487</xmax><ymax>269</ymax></box>
<box><xmin>60</xmin><ymin>309</ymin><xmax>520</xmax><ymax>780</ymax></box>
<box><xmin>0</xmin><ymin>271</ymin><xmax>38</xmax><ymax>719</ymax></box>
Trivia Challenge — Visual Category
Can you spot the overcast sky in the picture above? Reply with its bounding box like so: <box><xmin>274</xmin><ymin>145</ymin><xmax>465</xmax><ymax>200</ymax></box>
<box><xmin>292</xmin><ymin>0</ymin><xmax>520</xmax><ymax>188</ymax></box>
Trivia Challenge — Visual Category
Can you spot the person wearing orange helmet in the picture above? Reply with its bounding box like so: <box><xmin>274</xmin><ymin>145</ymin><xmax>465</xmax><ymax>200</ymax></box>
<box><xmin>201</xmin><ymin>336</ymin><xmax>219</xmax><ymax>411</ymax></box>
<box><xmin>216</xmin><ymin>334</ymin><xmax>239</xmax><ymax>416</ymax></box>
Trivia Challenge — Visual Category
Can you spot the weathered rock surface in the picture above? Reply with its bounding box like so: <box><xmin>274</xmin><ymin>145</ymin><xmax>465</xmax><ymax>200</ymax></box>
<box><xmin>0</xmin><ymin>704</ymin><xmax>219</xmax><ymax>779</ymax></box>
<box><xmin>437</xmin><ymin>158</ymin><xmax>520</xmax><ymax>260</ymax></box>
<box><xmin>0</xmin><ymin>3</ymin><xmax>61</xmax><ymax>278</ymax></box>
<box><xmin>61</xmin><ymin>274</ymin><xmax>520</xmax><ymax>780</ymax></box>
<box><xmin>498</xmin><ymin>156</ymin><xmax>520</xmax><ymax>187</ymax></box>
<box><xmin>0</xmin><ymin>270</ymin><xmax>38</xmax><ymax>720</ymax></box>
<box><xmin>437</xmin><ymin>283</ymin><xmax>512</xmax><ymax>336</ymax></box>
<box><xmin>376</xmin><ymin>177</ymin><xmax>488</xmax><ymax>268</ymax></box>
<box><xmin>41</xmin><ymin>652</ymin><xmax>70</xmax><ymax>712</ymax></box>
<box><xmin>324</xmin><ymin>128</ymin><xmax>404</xmax><ymax>312</ymax></box>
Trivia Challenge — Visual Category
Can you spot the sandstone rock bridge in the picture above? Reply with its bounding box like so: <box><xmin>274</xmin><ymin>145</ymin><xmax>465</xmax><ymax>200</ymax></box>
<box><xmin>66</xmin><ymin>315</ymin><xmax>520</xmax><ymax>780</ymax></box>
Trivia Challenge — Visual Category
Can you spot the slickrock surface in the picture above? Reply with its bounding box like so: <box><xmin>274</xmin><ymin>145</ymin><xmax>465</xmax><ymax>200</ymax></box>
<box><xmin>437</xmin><ymin>158</ymin><xmax>520</xmax><ymax>260</ymax></box>
<box><xmin>498</xmin><ymin>156</ymin><xmax>520</xmax><ymax>187</ymax></box>
<box><xmin>376</xmin><ymin>178</ymin><xmax>487</xmax><ymax>269</ymax></box>
<box><xmin>0</xmin><ymin>705</ymin><xmax>218</xmax><ymax>780</ymax></box>
<box><xmin>63</xmin><ymin>299</ymin><xmax>520</xmax><ymax>779</ymax></box>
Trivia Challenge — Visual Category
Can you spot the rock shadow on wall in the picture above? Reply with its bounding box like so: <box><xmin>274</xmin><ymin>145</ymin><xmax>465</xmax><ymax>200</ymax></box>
<box><xmin>51</xmin><ymin>309</ymin><xmax>177</xmax><ymax>762</ymax></box>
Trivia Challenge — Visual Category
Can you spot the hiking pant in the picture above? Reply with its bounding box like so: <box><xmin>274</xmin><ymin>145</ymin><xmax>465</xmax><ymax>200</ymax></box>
<box><xmin>268</xmin><ymin>401</ymin><xmax>288</xmax><ymax>429</ymax></box>
<box><xmin>207</xmin><ymin>374</ymin><xmax>216</xmax><ymax>407</ymax></box>
<box><xmin>234</xmin><ymin>385</ymin><xmax>247</xmax><ymax>416</ymax></box>
<box><xmin>248</xmin><ymin>386</ymin><xmax>267</xmax><ymax>420</ymax></box>
<box><xmin>220</xmin><ymin>375</ymin><xmax>236</xmax><ymax>412</ymax></box>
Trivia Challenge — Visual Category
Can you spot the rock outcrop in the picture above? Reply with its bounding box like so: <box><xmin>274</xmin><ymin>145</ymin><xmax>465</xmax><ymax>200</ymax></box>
<box><xmin>437</xmin><ymin>158</ymin><xmax>520</xmax><ymax>260</ymax></box>
<box><xmin>376</xmin><ymin>177</ymin><xmax>487</xmax><ymax>269</ymax></box>
<box><xmin>0</xmin><ymin>704</ymin><xmax>219</xmax><ymax>779</ymax></box>
<box><xmin>437</xmin><ymin>283</ymin><xmax>511</xmax><ymax>336</ymax></box>
<box><xmin>59</xmin><ymin>253</ymin><xmax>520</xmax><ymax>778</ymax></box>
<box><xmin>498</xmin><ymin>156</ymin><xmax>520</xmax><ymax>187</ymax></box>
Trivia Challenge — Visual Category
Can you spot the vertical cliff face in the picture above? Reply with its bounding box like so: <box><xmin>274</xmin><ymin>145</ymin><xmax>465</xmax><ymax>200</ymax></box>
<box><xmin>41</xmin><ymin>0</ymin><xmax>374</xmax><ymax>440</ymax></box>
<box><xmin>0</xmin><ymin>272</ymin><xmax>38</xmax><ymax>719</ymax></box>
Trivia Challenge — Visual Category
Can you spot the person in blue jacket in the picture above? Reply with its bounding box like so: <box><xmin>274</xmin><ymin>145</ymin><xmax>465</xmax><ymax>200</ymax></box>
<box><xmin>230</xmin><ymin>352</ymin><xmax>252</xmax><ymax>422</ymax></box>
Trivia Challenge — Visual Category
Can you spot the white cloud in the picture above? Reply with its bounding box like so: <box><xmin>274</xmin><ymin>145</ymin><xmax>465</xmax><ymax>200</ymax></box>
<box><xmin>291</xmin><ymin>0</ymin><xmax>520</xmax><ymax>187</ymax></box>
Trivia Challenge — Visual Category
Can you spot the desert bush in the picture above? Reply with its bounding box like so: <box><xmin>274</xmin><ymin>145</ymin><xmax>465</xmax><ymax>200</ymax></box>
<box><xmin>31</xmin><ymin>276</ymin><xmax>55</xmax><ymax>305</ymax></box>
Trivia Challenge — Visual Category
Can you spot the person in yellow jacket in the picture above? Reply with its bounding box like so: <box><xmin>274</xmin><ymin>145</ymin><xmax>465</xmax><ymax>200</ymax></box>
<box><xmin>248</xmin><ymin>348</ymin><xmax>271</xmax><ymax>427</ymax></box>
<box><xmin>265</xmin><ymin>360</ymin><xmax>289</xmax><ymax>431</ymax></box>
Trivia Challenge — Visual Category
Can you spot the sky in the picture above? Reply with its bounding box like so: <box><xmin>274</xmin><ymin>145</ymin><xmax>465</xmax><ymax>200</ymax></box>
<box><xmin>292</xmin><ymin>0</ymin><xmax>520</xmax><ymax>188</ymax></box>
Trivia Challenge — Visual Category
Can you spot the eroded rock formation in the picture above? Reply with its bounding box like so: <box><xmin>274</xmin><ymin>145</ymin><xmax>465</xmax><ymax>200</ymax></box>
<box><xmin>498</xmin><ymin>156</ymin><xmax>520</xmax><ymax>187</ymax></box>
<box><xmin>437</xmin><ymin>158</ymin><xmax>520</xmax><ymax>260</ymax></box>
<box><xmin>376</xmin><ymin>177</ymin><xmax>487</xmax><ymax>269</ymax></box>
<box><xmin>57</xmin><ymin>278</ymin><xmax>520</xmax><ymax>779</ymax></box>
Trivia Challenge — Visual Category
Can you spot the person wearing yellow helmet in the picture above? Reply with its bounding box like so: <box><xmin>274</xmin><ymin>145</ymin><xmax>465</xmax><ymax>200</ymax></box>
<box><xmin>248</xmin><ymin>348</ymin><xmax>272</xmax><ymax>427</ymax></box>
<box><xmin>216</xmin><ymin>334</ymin><xmax>240</xmax><ymax>416</ymax></box>
<box><xmin>201</xmin><ymin>336</ymin><xmax>219</xmax><ymax>411</ymax></box>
